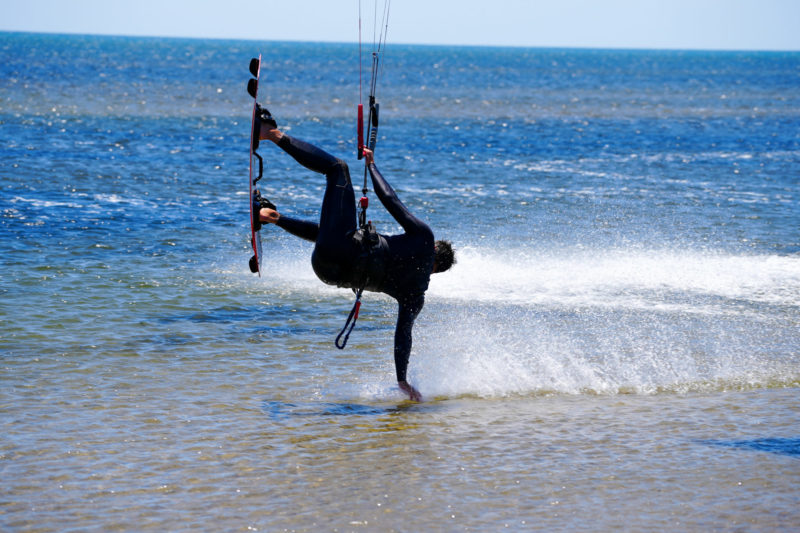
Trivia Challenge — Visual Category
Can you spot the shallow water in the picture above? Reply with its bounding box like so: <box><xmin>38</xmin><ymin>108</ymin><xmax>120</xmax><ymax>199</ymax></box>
<box><xmin>4</xmin><ymin>373</ymin><xmax>799</xmax><ymax>531</ymax></box>
<box><xmin>1</xmin><ymin>33</ymin><xmax>799</xmax><ymax>531</ymax></box>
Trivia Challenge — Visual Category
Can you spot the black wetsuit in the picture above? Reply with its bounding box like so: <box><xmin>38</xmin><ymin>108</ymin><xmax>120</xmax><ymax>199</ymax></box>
<box><xmin>272</xmin><ymin>134</ymin><xmax>435</xmax><ymax>382</ymax></box>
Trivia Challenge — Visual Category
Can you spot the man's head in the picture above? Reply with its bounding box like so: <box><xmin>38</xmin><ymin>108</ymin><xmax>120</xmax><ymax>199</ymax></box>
<box><xmin>433</xmin><ymin>240</ymin><xmax>455</xmax><ymax>274</ymax></box>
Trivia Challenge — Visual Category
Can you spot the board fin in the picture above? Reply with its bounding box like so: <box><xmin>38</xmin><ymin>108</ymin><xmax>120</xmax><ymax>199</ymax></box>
<box><xmin>249</xmin><ymin>57</ymin><xmax>260</xmax><ymax>78</ymax></box>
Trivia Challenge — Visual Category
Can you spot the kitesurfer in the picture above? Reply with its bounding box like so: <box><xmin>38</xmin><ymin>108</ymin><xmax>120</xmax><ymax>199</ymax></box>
<box><xmin>253</xmin><ymin>107</ymin><xmax>455</xmax><ymax>402</ymax></box>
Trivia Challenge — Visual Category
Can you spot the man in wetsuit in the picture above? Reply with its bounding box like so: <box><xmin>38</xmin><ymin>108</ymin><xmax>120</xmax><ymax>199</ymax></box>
<box><xmin>253</xmin><ymin>108</ymin><xmax>455</xmax><ymax>402</ymax></box>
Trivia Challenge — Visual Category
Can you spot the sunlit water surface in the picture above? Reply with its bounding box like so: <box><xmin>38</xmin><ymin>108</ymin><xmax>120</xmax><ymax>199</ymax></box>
<box><xmin>2</xmin><ymin>33</ymin><xmax>799</xmax><ymax>531</ymax></box>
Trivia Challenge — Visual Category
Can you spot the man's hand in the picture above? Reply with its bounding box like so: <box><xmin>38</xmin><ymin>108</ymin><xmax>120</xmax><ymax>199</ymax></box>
<box><xmin>398</xmin><ymin>381</ymin><xmax>422</xmax><ymax>402</ymax></box>
<box><xmin>259</xmin><ymin>207</ymin><xmax>280</xmax><ymax>224</ymax></box>
<box><xmin>363</xmin><ymin>148</ymin><xmax>374</xmax><ymax>166</ymax></box>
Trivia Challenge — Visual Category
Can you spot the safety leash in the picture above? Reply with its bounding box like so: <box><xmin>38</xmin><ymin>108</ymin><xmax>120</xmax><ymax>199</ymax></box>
<box><xmin>335</xmin><ymin>288</ymin><xmax>364</xmax><ymax>349</ymax></box>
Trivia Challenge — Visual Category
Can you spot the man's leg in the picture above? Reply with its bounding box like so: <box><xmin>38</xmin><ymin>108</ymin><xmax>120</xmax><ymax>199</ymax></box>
<box><xmin>266</xmin><ymin>131</ymin><xmax>358</xmax><ymax>285</ymax></box>
<box><xmin>274</xmin><ymin>134</ymin><xmax>357</xmax><ymax>242</ymax></box>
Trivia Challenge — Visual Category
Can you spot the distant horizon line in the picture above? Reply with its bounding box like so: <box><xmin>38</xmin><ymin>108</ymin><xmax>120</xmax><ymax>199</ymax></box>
<box><xmin>2</xmin><ymin>28</ymin><xmax>799</xmax><ymax>54</ymax></box>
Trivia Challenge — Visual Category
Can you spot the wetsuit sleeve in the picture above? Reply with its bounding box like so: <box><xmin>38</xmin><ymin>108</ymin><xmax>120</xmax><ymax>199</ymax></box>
<box><xmin>275</xmin><ymin>216</ymin><xmax>319</xmax><ymax>243</ymax></box>
<box><xmin>394</xmin><ymin>296</ymin><xmax>424</xmax><ymax>382</ymax></box>
<box><xmin>368</xmin><ymin>162</ymin><xmax>432</xmax><ymax>236</ymax></box>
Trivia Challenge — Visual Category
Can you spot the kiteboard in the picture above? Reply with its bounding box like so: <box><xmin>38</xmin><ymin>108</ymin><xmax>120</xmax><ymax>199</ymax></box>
<box><xmin>247</xmin><ymin>55</ymin><xmax>264</xmax><ymax>275</ymax></box>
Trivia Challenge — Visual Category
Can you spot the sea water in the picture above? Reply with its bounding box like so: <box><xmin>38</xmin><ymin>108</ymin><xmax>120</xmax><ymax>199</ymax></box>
<box><xmin>1</xmin><ymin>33</ymin><xmax>799</xmax><ymax>531</ymax></box>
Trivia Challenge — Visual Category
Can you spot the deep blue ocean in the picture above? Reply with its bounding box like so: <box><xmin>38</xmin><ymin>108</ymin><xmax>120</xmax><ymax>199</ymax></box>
<box><xmin>1</xmin><ymin>32</ymin><xmax>799</xmax><ymax>531</ymax></box>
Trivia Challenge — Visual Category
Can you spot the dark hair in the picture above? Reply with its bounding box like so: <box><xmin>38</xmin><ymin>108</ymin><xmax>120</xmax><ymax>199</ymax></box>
<box><xmin>434</xmin><ymin>240</ymin><xmax>455</xmax><ymax>273</ymax></box>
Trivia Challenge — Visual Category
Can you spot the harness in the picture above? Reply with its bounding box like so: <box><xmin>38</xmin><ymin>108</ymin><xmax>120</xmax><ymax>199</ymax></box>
<box><xmin>335</xmin><ymin>0</ymin><xmax>391</xmax><ymax>350</ymax></box>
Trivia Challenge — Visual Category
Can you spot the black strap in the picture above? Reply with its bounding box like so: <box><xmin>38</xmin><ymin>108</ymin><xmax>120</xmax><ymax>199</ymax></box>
<box><xmin>253</xmin><ymin>151</ymin><xmax>263</xmax><ymax>184</ymax></box>
<box><xmin>335</xmin><ymin>289</ymin><xmax>363</xmax><ymax>349</ymax></box>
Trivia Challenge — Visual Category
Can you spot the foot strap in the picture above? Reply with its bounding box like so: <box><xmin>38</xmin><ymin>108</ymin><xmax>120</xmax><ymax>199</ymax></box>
<box><xmin>252</xmin><ymin>191</ymin><xmax>276</xmax><ymax>232</ymax></box>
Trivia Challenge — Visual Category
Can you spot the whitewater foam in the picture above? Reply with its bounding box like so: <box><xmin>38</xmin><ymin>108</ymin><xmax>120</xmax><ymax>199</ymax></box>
<box><xmin>226</xmin><ymin>243</ymin><xmax>799</xmax><ymax>397</ymax></box>
<box><xmin>427</xmin><ymin>246</ymin><xmax>800</xmax><ymax>312</ymax></box>
<box><xmin>415</xmin><ymin>245</ymin><xmax>800</xmax><ymax>397</ymax></box>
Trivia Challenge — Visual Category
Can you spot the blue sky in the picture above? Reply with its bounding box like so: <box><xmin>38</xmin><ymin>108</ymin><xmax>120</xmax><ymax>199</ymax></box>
<box><xmin>2</xmin><ymin>0</ymin><xmax>799</xmax><ymax>51</ymax></box>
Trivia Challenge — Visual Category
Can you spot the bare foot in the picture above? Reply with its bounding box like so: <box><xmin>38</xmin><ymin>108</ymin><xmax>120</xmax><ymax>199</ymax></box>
<box><xmin>259</xmin><ymin>207</ymin><xmax>280</xmax><ymax>224</ymax></box>
<box><xmin>260</xmin><ymin>125</ymin><xmax>282</xmax><ymax>143</ymax></box>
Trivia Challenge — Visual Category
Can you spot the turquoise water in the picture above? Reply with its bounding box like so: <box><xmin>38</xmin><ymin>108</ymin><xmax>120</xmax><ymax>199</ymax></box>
<box><xmin>1</xmin><ymin>32</ymin><xmax>799</xmax><ymax>531</ymax></box>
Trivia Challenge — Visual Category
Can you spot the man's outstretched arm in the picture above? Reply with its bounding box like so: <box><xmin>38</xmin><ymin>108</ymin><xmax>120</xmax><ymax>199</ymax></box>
<box><xmin>394</xmin><ymin>298</ymin><xmax>424</xmax><ymax>402</ymax></box>
<box><xmin>363</xmin><ymin>149</ymin><xmax>432</xmax><ymax>238</ymax></box>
